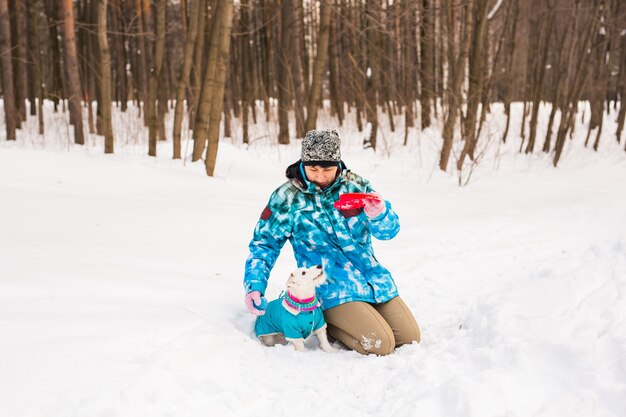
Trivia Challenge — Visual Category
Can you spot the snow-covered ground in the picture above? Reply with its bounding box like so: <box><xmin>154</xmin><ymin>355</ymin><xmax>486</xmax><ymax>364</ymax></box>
<box><xmin>1</xmin><ymin>102</ymin><xmax>625</xmax><ymax>417</ymax></box>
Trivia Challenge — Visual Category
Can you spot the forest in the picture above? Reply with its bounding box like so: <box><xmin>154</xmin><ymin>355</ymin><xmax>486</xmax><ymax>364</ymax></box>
<box><xmin>1</xmin><ymin>0</ymin><xmax>625</xmax><ymax>176</ymax></box>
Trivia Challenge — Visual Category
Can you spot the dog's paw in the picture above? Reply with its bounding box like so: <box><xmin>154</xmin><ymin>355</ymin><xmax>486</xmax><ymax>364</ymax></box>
<box><xmin>321</xmin><ymin>345</ymin><xmax>339</xmax><ymax>353</ymax></box>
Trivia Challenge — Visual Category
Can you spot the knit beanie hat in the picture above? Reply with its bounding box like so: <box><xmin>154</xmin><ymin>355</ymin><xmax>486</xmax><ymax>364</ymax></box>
<box><xmin>301</xmin><ymin>129</ymin><xmax>341</xmax><ymax>166</ymax></box>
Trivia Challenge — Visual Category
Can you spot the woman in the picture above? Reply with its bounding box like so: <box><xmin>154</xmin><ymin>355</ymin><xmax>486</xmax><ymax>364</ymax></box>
<box><xmin>243</xmin><ymin>129</ymin><xmax>420</xmax><ymax>355</ymax></box>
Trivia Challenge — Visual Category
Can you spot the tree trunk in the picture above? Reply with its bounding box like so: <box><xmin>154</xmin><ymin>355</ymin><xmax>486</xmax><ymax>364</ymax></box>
<box><xmin>402</xmin><ymin>0</ymin><xmax>416</xmax><ymax>144</ymax></box>
<box><xmin>420</xmin><ymin>0</ymin><xmax>435</xmax><ymax>129</ymax></box>
<box><xmin>0</xmin><ymin>0</ymin><xmax>16</xmax><ymax>140</ymax></box>
<box><xmin>554</xmin><ymin>6</ymin><xmax>600</xmax><ymax>166</ymax></box>
<box><xmin>147</xmin><ymin>0</ymin><xmax>166</xmax><ymax>156</ymax></box>
<box><xmin>241</xmin><ymin>0</ymin><xmax>252</xmax><ymax>144</ymax></box>
<box><xmin>277</xmin><ymin>0</ymin><xmax>294</xmax><ymax>145</ymax></box>
<box><xmin>27</xmin><ymin>0</ymin><xmax>44</xmax><ymax>134</ymax></box>
<box><xmin>440</xmin><ymin>0</ymin><xmax>474</xmax><ymax>171</ymax></box>
<box><xmin>111</xmin><ymin>0</ymin><xmax>128</xmax><ymax>111</ymax></box>
<box><xmin>364</xmin><ymin>0</ymin><xmax>382</xmax><ymax>150</ymax></box>
<box><xmin>457</xmin><ymin>0</ymin><xmax>488</xmax><ymax>170</ymax></box>
<box><xmin>204</xmin><ymin>0</ymin><xmax>235</xmax><ymax>176</ymax></box>
<box><xmin>192</xmin><ymin>0</ymin><xmax>225</xmax><ymax>161</ymax></box>
<box><xmin>501</xmin><ymin>0</ymin><xmax>519</xmax><ymax>144</ymax></box>
<box><xmin>328</xmin><ymin>5</ymin><xmax>344</xmax><ymax>126</ymax></box>
<box><xmin>290</xmin><ymin>0</ymin><xmax>306</xmax><ymax>138</ymax></box>
<box><xmin>542</xmin><ymin>3</ymin><xmax>572</xmax><ymax>153</ymax></box>
<box><xmin>59</xmin><ymin>0</ymin><xmax>85</xmax><ymax>145</ymax></box>
<box><xmin>11</xmin><ymin>0</ymin><xmax>27</xmax><ymax>123</ymax></box>
<box><xmin>134</xmin><ymin>0</ymin><xmax>148</xmax><ymax>117</ymax></box>
<box><xmin>173</xmin><ymin>0</ymin><xmax>200</xmax><ymax>159</ymax></box>
<box><xmin>189</xmin><ymin>0</ymin><xmax>207</xmax><ymax>128</ymax></box>
<box><xmin>616</xmin><ymin>25</ymin><xmax>626</xmax><ymax>144</ymax></box>
<box><xmin>304</xmin><ymin>0</ymin><xmax>331</xmax><ymax>133</ymax></box>
<box><xmin>526</xmin><ymin>3</ymin><xmax>554</xmax><ymax>154</ymax></box>
<box><xmin>98</xmin><ymin>0</ymin><xmax>114</xmax><ymax>153</ymax></box>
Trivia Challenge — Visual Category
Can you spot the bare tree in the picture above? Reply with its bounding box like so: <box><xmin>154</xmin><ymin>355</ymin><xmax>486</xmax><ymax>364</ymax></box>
<box><xmin>420</xmin><ymin>0</ymin><xmax>435</xmax><ymax>129</ymax></box>
<box><xmin>204</xmin><ymin>0</ymin><xmax>235</xmax><ymax>176</ymax></box>
<box><xmin>58</xmin><ymin>0</ymin><xmax>85</xmax><ymax>145</ymax></box>
<box><xmin>277</xmin><ymin>0</ymin><xmax>294</xmax><ymax>144</ymax></box>
<box><xmin>364</xmin><ymin>0</ymin><xmax>382</xmax><ymax>150</ymax></box>
<box><xmin>147</xmin><ymin>0</ymin><xmax>166</xmax><ymax>156</ymax></box>
<box><xmin>98</xmin><ymin>0</ymin><xmax>114</xmax><ymax>153</ymax></box>
<box><xmin>304</xmin><ymin>0</ymin><xmax>332</xmax><ymax>133</ymax></box>
<box><xmin>11</xmin><ymin>0</ymin><xmax>28</xmax><ymax>123</ymax></box>
<box><xmin>27</xmin><ymin>0</ymin><xmax>44</xmax><ymax>135</ymax></box>
<box><xmin>616</xmin><ymin>21</ymin><xmax>626</xmax><ymax>145</ymax></box>
<box><xmin>192</xmin><ymin>1</ymin><xmax>225</xmax><ymax>161</ymax></box>
<box><xmin>0</xmin><ymin>0</ymin><xmax>16</xmax><ymax>140</ymax></box>
<box><xmin>173</xmin><ymin>0</ymin><xmax>201</xmax><ymax>159</ymax></box>
<box><xmin>554</xmin><ymin>4</ymin><xmax>601</xmax><ymax>166</ymax></box>
<box><xmin>458</xmin><ymin>0</ymin><xmax>489</xmax><ymax>169</ymax></box>
<box><xmin>525</xmin><ymin>1</ymin><xmax>555</xmax><ymax>154</ymax></box>
<box><xmin>440</xmin><ymin>0</ymin><xmax>474</xmax><ymax>171</ymax></box>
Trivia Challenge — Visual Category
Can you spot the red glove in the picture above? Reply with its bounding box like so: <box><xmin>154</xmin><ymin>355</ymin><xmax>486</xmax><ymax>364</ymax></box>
<box><xmin>363</xmin><ymin>193</ymin><xmax>386</xmax><ymax>218</ymax></box>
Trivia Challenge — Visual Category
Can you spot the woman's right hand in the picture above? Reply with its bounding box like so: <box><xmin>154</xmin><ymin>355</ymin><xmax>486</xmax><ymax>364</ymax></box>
<box><xmin>245</xmin><ymin>291</ymin><xmax>267</xmax><ymax>316</ymax></box>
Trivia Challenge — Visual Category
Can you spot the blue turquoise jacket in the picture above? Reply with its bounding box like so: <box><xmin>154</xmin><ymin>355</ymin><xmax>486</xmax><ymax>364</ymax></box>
<box><xmin>255</xmin><ymin>298</ymin><xmax>326</xmax><ymax>340</ymax></box>
<box><xmin>244</xmin><ymin>161</ymin><xmax>400</xmax><ymax>310</ymax></box>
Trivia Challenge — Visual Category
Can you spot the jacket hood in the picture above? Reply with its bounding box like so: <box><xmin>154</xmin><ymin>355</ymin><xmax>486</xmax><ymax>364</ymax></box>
<box><xmin>285</xmin><ymin>159</ymin><xmax>347</xmax><ymax>193</ymax></box>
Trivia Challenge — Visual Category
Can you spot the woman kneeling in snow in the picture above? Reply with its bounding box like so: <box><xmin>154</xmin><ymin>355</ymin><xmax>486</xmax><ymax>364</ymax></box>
<box><xmin>243</xmin><ymin>129</ymin><xmax>420</xmax><ymax>355</ymax></box>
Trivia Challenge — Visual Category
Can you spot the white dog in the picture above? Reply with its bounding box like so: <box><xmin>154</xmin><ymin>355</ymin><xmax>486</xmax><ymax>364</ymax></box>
<box><xmin>255</xmin><ymin>265</ymin><xmax>337</xmax><ymax>353</ymax></box>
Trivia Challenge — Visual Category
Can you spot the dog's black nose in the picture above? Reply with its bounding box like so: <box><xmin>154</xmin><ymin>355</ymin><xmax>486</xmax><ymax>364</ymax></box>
<box><xmin>316</xmin><ymin>265</ymin><xmax>322</xmax><ymax>269</ymax></box>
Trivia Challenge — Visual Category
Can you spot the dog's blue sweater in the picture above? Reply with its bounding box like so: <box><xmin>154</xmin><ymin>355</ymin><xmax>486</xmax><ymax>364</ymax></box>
<box><xmin>255</xmin><ymin>299</ymin><xmax>326</xmax><ymax>340</ymax></box>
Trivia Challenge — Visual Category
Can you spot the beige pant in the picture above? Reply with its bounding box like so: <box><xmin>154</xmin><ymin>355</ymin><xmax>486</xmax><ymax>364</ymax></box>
<box><xmin>324</xmin><ymin>297</ymin><xmax>420</xmax><ymax>356</ymax></box>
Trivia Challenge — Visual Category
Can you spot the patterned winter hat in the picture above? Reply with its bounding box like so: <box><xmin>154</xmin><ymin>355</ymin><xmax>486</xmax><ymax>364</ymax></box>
<box><xmin>301</xmin><ymin>129</ymin><xmax>341</xmax><ymax>166</ymax></box>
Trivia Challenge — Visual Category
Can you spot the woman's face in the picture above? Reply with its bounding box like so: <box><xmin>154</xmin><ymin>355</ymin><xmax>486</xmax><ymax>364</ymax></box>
<box><xmin>304</xmin><ymin>165</ymin><xmax>339</xmax><ymax>189</ymax></box>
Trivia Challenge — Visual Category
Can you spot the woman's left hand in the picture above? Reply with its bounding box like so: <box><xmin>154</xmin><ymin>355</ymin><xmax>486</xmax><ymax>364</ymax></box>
<box><xmin>363</xmin><ymin>193</ymin><xmax>386</xmax><ymax>218</ymax></box>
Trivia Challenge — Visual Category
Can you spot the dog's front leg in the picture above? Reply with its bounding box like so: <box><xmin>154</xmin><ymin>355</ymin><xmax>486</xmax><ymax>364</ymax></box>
<box><xmin>315</xmin><ymin>327</ymin><xmax>338</xmax><ymax>353</ymax></box>
<box><xmin>286</xmin><ymin>338</ymin><xmax>306</xmax><ymax>352</ymax></box>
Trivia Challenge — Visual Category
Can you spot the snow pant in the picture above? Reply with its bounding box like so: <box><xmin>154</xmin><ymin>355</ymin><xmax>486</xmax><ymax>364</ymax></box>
<box><xmin>323</xmin><ymin>296</ymin><xmax>420</xmax><ymax>356</ymax></box>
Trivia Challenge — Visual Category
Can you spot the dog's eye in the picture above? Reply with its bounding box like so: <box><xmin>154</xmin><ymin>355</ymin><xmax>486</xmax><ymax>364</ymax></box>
<box><xmin>302</xmin><ymin>271</ymin><xmax>306</xmax><ymax>275</ymax></box>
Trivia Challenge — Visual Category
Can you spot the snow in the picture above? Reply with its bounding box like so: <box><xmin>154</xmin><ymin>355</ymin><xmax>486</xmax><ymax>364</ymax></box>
<box><xmin>1</xmin><ymin>101</ymin><xmax>626</xmax><ymax>417</ymax></box>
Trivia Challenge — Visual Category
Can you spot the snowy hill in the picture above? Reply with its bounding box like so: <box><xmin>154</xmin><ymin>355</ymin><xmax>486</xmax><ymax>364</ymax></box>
<box><xmin>1</xmin><ymin>103</ymin><xmax>626</xmax><ymax>417</ymax></box>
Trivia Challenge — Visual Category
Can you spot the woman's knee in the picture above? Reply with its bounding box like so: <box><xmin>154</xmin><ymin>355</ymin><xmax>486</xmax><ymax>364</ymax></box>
<box><xmin>325</xmin><ymin>302</ymin><xmax>396</xmax><ymax>356</ymax></box>
<box><xmin>363</xmin><ymin>330</ymin><xmax>395</xmax><ymax>356</ymax></box>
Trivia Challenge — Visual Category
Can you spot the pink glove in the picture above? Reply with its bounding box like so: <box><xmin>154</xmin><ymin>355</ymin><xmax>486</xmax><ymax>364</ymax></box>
<box><xmin>245</xmin><ymin>291</ymin><xmax>266</xmax><ymax>316</ymax></box>
<box><xmin>363</xmin><ymin>194</ymin><xmax>386</xmax><ymax>218</ymax></box>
